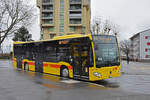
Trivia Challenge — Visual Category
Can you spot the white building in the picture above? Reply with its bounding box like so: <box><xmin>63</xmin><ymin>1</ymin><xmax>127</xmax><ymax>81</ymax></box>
<box><xmin>130</xmin><ymin>29</ymin><xmax>150</xmax><ymax>61</ymax></box>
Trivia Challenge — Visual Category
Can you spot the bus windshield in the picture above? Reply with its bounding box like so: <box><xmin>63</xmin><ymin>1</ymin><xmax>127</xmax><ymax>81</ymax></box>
<box><xmin>93</xmin><ymin>35</ymin><xmax>120</xmax><ymax>68</ymax></box>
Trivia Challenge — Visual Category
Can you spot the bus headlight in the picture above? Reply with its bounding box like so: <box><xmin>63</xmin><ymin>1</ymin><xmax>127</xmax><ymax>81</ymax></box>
<box><xmin>93</xmin><ymin>72</ymin><xmax>101</xmax><ymax>78</ymax></box>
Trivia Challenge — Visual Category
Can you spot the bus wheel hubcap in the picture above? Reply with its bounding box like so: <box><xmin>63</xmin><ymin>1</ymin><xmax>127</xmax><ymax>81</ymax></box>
<box><xmin>62</xmin><ymin>68</ymin><xmax>68</xmax><ymax>77</ymax></box>
<box><xmin>25</xmin><ymin>64</ymin><xmax>28</xmax><ymax>71</ymax></box>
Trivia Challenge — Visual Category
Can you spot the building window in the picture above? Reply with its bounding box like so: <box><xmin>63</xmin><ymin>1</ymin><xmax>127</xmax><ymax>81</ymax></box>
<box><xmin>42</xmin><ymin>5</ymin><xmax>53</xmax><ymax>10</ymax></box>
<box><xmin>42</xmin><ymin>13</ymin><xmax>53</xmax><ymax>17</ymax></box>
<box><xmin>145</xmin><ymin>36</ymin><xmax>148</xmax><ymax>39</ymax></box>
<box><xmin>145</xmin><ymin>48</ymin><xmax>148</xmax><ymax>52</ymax></box>
<box><xmin>82</xmin><ymin>27</ymin><xmax>85</xmax><ymax>33</ymax></box>
<box><xmin>70</xmin><ymin>5</ymin><xmax>81</xmax><ymax>10</ymax></box>
<box><xmin>49</xmin><ymin>27</ymin><xmax>54</xmax><ymax>32</ymax></box>
<box><xmin>70</xmin><ymin>19</ymin><xmax>81</xmax><ymax>24</ymax></box>
<box><xmin>60</xmin><ymin>17</ymin><xmax>64</xmax><ymax>24</ymax></box>
<box><xmin>43</xmin><ymin>19</ymin><xmax>53</xmax><ymax>24</ymax></box>
<box><xmin>59</xmin><ymin>0</ymin><xmax>64</xmax><ymax>32</ymax></box>
<box><xmin>147</xmin><ymin>42</ymin><xmax>150</xmax><ymax>46</ymax></box>
<box><xmin>43</xmin><ymin>0</ymin><xmax>53</xmax><ymax>3</ymax></box>
<box><xmin>59</xmin><ymin>33</ymin><xmax>64</xmax><ymax>36</ymax></box>
<box><xmin>50</xmin><ymin>34</ymin><xmax>55</xmax><ymax>39</ymax></box>
<box><xmin>145</xmin><ymin>55</ymin><xmax>150</xmax><ymax>58</ymax></box>
<box><xmin>69</xmin><ymin>27</ymin><xmax>74</xmax><ymax>32</ymax></box>
<box><xmin>70</xmin><ymin>0</ymin><xmax>81</xmax><ymax>4</ymax></box>
<box><xmin>60</xmin><ymin>26</ymin><xmax>64</xmax><ymax>32</ymax></box>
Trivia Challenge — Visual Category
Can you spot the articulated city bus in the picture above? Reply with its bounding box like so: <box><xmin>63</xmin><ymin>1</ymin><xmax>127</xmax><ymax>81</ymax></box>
<box><xmin>13</xmin><ymin>34</ymin><xmax>121</xmax><ymax>81</ymax></box>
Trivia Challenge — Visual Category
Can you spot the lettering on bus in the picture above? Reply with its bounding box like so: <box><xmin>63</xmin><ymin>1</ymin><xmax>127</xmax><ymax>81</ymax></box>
<box><xmin>59</xmin><ymin>40</ymin><xmax>69</xmax><ymax>44</ymax></box>
<box><xmin>99</xmin><ymin>37</ymin><xmax>112</xmax><ymax>43</ymax></box>
<box><xmin>93</xmin><ymin>36</ymin><xmax>115</xmax><ymax>43</ymax></box>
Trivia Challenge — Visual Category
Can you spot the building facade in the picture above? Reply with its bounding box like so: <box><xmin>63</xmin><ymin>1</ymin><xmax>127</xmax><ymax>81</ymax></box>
<box><xmin>130</xmin><ymin>29</ymin><xmax>150</xmax><ymax>61</ymax></box>
<box><xmin>37</xmin><ymin>0</ymin><xmax>91</xmax><ymax>39</ymax></box>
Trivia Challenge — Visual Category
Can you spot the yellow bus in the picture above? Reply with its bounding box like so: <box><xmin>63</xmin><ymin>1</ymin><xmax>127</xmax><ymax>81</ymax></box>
<box><xmin>13</xmin><ymin>34</ymin><xmax>121</xmax><ymax>81</ymax></box>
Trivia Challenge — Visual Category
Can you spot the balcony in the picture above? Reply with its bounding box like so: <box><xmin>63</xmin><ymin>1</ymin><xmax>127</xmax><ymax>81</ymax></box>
<box><xmin>69</xmin><ymin>14</ymin><xmax>82</xmax><ymax>19</ymax></box>
<box><xmin>42</xmin><ymin>19</ymin><xmax>53</xmax><ymax>27</ymax></box>
<box><xmin>42</xmin><ymin>16</ymin><xmax>53</xmax><ymax>20</ymax></box>
<box><xmin>69</xmin><ymin>19</ymin><xmax>82</xmax><ymax>25</ymax></box>
<box><xmin>42</xmin><ymin>0</ymin><xmax>53</xmax><ymax>3</ymax></box>
<box><xmin>42</xmin><ymin>24</ymin><xmax>54</xmax><ymax>27</ymax></box>
<box><xmin>42</xmin><ymin>3</ymin><xmax>53</xmax><ymax>6</ymax></box>
<box><xmin>70</xmin><ymin>0</ymin><xmax>82</xmax><ymax>5</ymax></box>
<box><xmin>69</xmin><ymin>9</ymin><xmax>82</xmax><ymax>12</ymax></box>
<box><xmin>42</xmin><ymin>5</ymin><xmax>53</xmax><ymax>9</ymax></box>
<box><xmin>42</xmin><ymin>0</ymin><xmax>53</xmax><ymax>6</ymax></box>
<box><xmin>42</xmin><ymin>9</ymin><xmax>53</xmax><ymax>12</ymax></box>
<box><xmin>42</xmin><ymin>12</ymin><xmax>53</xmax><ymax>18</ymax></box>
<box><xmin>70</xmin><ymin>5</ymin><xmax>81</xmax><ymax>10</ymax></box>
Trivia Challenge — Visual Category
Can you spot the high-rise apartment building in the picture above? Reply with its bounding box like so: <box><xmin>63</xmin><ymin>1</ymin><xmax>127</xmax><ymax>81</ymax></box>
<box><xmin>37</xmin><ymin>0</ymin><xmax>91</xmax><ymax>39</ymax></box>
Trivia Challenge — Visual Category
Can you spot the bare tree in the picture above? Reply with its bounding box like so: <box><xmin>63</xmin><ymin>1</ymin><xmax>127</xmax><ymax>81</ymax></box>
<box><xmin>0</xmin><ymin>0</ymin><xmax>35</xmax><ymax>46</ymax></box>
<box><xmin>91</xmin><ymin>16</ymin><xmax>102</xmax><ymax>35</ymax></box>
<box><xmin>91</xmin><ymin>16</ymin><xmax>120</xmax><ymax>36</ymax></box>
<box><xmin>120</xmin><ymin>40</ymin><xmax>131</xmax><ymax>62</ymax></box>
<box><xmin>103</xmin><ymin>19</ymin><xmax>112</xmax><ymax>34</ymax></box>
<box><xmin>111</xmin><ymin>23</ymin><xmax>120</xmax><ymax>36</ymax></box>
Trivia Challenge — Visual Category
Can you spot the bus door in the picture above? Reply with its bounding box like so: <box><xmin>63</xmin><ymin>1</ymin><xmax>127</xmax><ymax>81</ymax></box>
<box><xmin>71</xmin><ymin>45</ymin><xmax>89</xmax><ymax>80</ymax></box>
<box><xmin>34</xmin><ymin>44</ymin><xmax>43</xmax><ymax>73</ymax></box>
<box><xmin>16</xmin><ymin>45</ymin><xmax>23</xmax><ymax>69</ymax></box>
<box><xmin>17</xmin><ymin>56</ymin><xmax>22</xmax><ymax>69</ymax></box>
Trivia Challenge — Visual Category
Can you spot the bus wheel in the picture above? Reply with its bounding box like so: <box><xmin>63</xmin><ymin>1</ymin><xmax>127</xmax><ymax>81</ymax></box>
<box><xmin>61</xmin><ymin>67</ymin><xmax>69</xmax><ymax>78</ymax></box>
<box><xmin>24</xmin><ymin>63</ymin><xmax>29</xmax><ymax>71</ymax></box>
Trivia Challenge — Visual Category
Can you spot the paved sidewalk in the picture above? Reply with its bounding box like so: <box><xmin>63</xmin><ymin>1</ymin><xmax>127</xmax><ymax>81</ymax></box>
<box><xmin>121</xmin><ymin>60</ymin><xmax>150</xmax><ymax>75</ymax></box>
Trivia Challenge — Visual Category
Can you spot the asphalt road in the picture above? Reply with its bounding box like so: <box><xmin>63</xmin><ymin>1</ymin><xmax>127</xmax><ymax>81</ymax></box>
<box><xmin>0</xmin><ymin>60</ymin><xmax>150</xmax><ymax>100</ymax></box>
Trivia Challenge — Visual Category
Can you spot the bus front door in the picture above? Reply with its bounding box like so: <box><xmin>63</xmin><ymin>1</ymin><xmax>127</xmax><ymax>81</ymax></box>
<box><xmin>71</xmin><ymin>45</ymin><xmax>89</xmax><ymax>80</ymax></box>
<box><xmin>17</xmin><ymin>56</ymin><xmax>23</xmax><ymax>69</ymax></box>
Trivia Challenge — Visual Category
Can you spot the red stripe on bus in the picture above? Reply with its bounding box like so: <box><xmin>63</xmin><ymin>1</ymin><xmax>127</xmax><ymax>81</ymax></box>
<box><xmin>50</xmin><ymin>64</ymin><xmax>61</xmax><ymax>68</ymax></box>
<box><xmin>43</xmin><ymin>63</ymin><xmax>72</xmax><ymax>70</ymax></box>
<box><xmin>28</xmin><ymin>62</ymin><xmax>35</xmax><ymax>66</ymax></box>
<box><xmin>43</xmin><ymin>63</ymin><xmax>49</xmax><ymax>67</ymax></box>
<box><xmin>68</xmin><ymin>66</ymin><xmax>72</xmax><ymax>70</ymax></box>
<box><xmin>43</xmin><ymin>64</ymin><xmax>60</xmax><ymax>68</ymax></box>
<box><xmin>13</xmin><ymin>59</ymin><xmax>16</xmax><ymax>62</ymax></box>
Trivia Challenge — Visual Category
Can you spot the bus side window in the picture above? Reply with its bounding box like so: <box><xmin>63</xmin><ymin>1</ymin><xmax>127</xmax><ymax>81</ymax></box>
<box><xmin>89</xmin><ymin>46</ymin><xmax>94</xmax><ymax>67</ymax></box>
<box><xmin>44</xmin><ymin>43</ymin><xmax>57</xmax><ymax>62</ymax></box>
<box><xmin>56</xmin><ymin>45</ymin><xmax>70</xmax><ymax>62</ymax></box>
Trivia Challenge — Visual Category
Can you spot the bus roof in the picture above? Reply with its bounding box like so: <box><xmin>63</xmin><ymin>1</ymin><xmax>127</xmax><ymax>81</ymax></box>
<box><xmin>13</xmin><ymin>34</ymin><xmax>91</xmax><ymax>45</ymax></box>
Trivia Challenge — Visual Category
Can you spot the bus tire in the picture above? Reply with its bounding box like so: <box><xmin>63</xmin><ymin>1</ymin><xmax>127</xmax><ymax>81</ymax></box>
<box><xmin>24</xmin><ymin>63</ymin><xmax>29</xmax><ymax>71</ymax></box>
<box><xmin>61</xmin><ymin>66</ymin><xmax>69</xmax><ymax>78</ymax></box>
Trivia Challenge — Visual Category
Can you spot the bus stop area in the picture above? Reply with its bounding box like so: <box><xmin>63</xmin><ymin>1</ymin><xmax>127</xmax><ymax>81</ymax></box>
<box><xmin>0</xmin><ymin>60</ymin><xmax>150</xmax><ymax>100</ymax></box>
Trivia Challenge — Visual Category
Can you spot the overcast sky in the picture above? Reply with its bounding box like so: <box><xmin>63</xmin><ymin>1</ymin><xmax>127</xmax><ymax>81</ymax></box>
<box><xmin>30</xmin><ymin>0</ymin><xmax>150</xmax><ymax>41</ymax></box>
<box><xmin>92</xmin><ymin>0</ymin><xmax>150</xmax><ymax>40</ymax></box>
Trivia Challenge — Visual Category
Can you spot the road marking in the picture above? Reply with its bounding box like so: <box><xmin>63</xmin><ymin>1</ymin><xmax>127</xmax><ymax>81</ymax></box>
<box><xmin>61</xmin><ymin>79</ymin><xmax>81</xmax><ymax>84</ymax></box>
<box><xmin>61</xmin><ymin>79</ymin><xmax>106</xmax><ymax>89</ymax></box>
<box><xmin>88</xmin><ymin>83</ymin><xmax>105</xmax><ymax>88</ymax></box>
